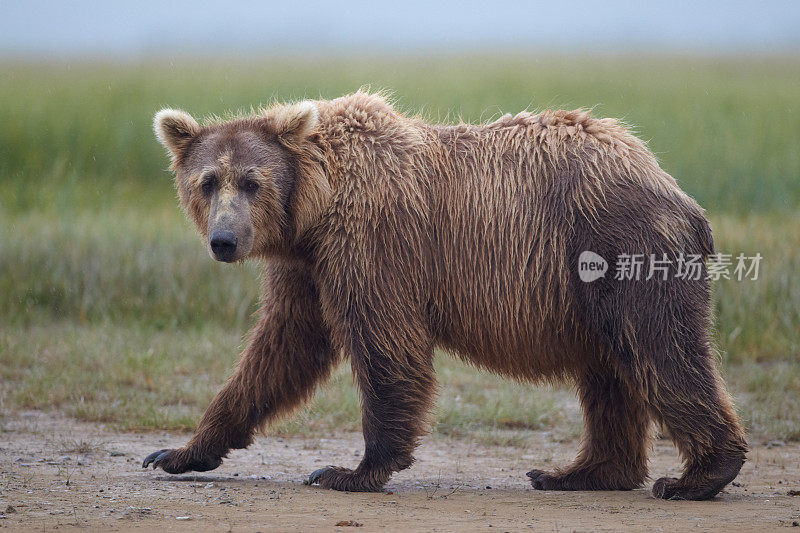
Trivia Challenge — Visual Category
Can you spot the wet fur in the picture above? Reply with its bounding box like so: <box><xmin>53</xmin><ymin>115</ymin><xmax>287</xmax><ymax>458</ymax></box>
<box><xmin>148</xmin><ymin>91</ymin><xmax>747</xmax><ymax>499</ymax></box>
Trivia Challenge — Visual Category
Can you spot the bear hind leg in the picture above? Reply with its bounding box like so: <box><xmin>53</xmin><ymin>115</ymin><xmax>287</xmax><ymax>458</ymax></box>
<box><xmin>528</xmin><ymin>367</ymin><xmax>651</xmax><ymax>491</ymax></box>
<box><xmin>647</xmin><ymin>349</ymin><xmax>747</xmax><ymax>500</ymax></box>
<box><xmin>631</xmin><ymin>279</ymin><xmax>748</xmax><ymax>500</ymax></box>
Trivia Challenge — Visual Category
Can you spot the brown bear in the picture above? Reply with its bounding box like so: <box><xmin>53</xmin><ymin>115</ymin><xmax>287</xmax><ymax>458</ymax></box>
<box><xmin>144</xmin><ymin>91</ymin><xmax>747</xmax><ymax>500</ymax></box>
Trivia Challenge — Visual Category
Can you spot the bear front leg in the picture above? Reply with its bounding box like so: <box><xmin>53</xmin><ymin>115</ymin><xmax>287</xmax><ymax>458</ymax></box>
<box><xmin>143</xmin><ymin>261</ymin><xmax>338</xmax><ymax>474</ymax></box>
<box><xmin>304</xmin><ymin>196</ymin><xmax>436</xmax><ymax>492</ymax></box>
<box><xmin>306</xmin><ymin>310</ymin><xmax>436</xmax><ymax>492</ymax></box>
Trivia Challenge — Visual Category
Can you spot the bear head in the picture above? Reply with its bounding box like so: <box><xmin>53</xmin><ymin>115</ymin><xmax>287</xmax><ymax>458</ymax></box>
<box><xmin>154</xmin><ymin>101</ymin><xmax>329</xmax><ymax>262</ymax></box>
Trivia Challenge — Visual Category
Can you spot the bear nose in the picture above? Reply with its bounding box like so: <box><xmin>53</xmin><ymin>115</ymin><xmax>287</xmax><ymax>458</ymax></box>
<box><xmin>210</xmin><ymin>230</ymin><xmax>238</xmax><ymax>262</ymax></box>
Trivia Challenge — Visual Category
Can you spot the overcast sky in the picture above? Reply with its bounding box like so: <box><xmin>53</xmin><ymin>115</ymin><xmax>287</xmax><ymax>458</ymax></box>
<box><xmin>2</xmin><ymin>0</ymin><xmax>799</xmax><ymax>57</ymax></box>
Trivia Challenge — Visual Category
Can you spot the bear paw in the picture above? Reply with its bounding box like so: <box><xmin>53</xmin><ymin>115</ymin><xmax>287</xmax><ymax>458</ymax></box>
<box><xmin>527</xmin><ymin>468</ymin><xmax>640</xmax><ymax>491</ymax></box>
<box><xmin>142</xmin><ymin>448</ymin><xmax>222</xmax><ymax>474</ymax></box>
<box><xmin>527</xmin><ymin>469</ymin><xmax>580</xmax><ymax>491</ymax></box>
<box><xmin>304</xmin><ymin>466</ymin><xmax>386</xmax><ymax>492</ymax></box>
<box><xmin>652</xmin><ymin>476</ymin><xmax>729</xmax><ymax>501</ymax></box>
<box><xmin>652</xmin><ymin>452</ymin><xmax>744</xmax><ymax>500</ymax></box>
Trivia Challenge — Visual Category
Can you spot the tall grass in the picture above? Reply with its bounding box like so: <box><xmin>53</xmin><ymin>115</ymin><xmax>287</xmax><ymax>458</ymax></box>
<box><xmin>2</xmin><ymin>55</ymin><xmax>799</xmax><ymax>213</ymax></box>
<box><xmin>1</xmin><ymin>55</ymin><xmax>798</xmax><ymax>441</ymax></box>
<box><xmin>0</xmin><ymin>209</ymin><xmax>259</xmax><ymax>329</ymax></box>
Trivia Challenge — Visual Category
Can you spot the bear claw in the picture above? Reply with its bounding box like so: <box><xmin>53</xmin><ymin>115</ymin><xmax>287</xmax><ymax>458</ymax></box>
<box><xmin>142</xmin><ymin>449</ymin><xmax>172</xmax><ymax>469</ymax></box>
<box><xmin>526</xmin><ymin>469</ymin><xmax>560</xmax><ymax>490</ymax></box>
<box><xmin>652</xmin><ymin>477</ymin><xmax>691</xmax><ymax>500</ymax></box>
<box><xmin>141</xmin><ymin>448</ymin><xmax>222</xmax><ymax>474</ymax></box>
<box><xmin>304</xmin><ymin>466</ymin><xmax>334</xmax><ymax>486</ymax></box>
<box><xmin>303</xmin><ymin>466</ymin><xmax>386</xmax><ymax>492</ymax></box>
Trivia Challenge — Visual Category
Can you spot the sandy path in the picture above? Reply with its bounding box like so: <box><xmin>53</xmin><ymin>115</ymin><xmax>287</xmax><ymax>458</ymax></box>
<box><xmin>1</xmin><ymin>411</ymin><xmax>799</xmax><ymax>532</ymax></box>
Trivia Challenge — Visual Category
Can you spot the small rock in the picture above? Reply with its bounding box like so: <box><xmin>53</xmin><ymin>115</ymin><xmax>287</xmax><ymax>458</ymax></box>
<box><xmin>176</xmin><ymin>516</ymin><xmax>190</xmax><ymax>520</ymax></box>
<box><xmin>334</xmin><ymin>520</ymin><xmax>363</xmax><ymax>527</ymax></box>
<box><xmin>788</xmin><ymin>489</ymin><xmax>800</xmax><ymax>496</ymax></box>
<box><xmin>109</xmin><ymin>451</ymin><xmax>125</xmax><ymax>457</ymax></box>
<box><xmin>5</xmin><ymin>506</ymin><xmax>16</xmax><ymax>514</ymax></box>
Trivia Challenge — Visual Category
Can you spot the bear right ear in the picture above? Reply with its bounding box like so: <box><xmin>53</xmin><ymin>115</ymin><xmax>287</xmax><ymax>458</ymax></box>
<box><xmin>154</xmin><ymin>109</ymin><xmax>200</xmax><ymax>165</ymax></box>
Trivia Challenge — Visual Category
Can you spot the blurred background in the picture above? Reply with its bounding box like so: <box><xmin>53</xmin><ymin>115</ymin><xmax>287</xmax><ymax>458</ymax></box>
<box><xmin>1</xmin><ymin>1</ymin><xmax>798</xmax><ymax>445</ymax></box>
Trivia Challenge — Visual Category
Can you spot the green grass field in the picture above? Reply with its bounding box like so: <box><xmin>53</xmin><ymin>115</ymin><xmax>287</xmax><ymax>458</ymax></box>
<box><xmin>1</xmin><ymin>55</ymin><xmax>798</xmax><ymax>443</ymax></box>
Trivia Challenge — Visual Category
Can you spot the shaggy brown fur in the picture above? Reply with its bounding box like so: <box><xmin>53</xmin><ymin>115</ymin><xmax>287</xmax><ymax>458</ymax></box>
<box><xmin>144</xmin><ymin>91</ymin><xmax>747</xmax><ymax>500</ymax></box>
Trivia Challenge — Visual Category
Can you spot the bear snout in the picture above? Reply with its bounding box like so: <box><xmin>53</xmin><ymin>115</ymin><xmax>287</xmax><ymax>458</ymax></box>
<box><xmin>209</xmin><ymin>230</ymin><xmax>238</xmax><ymax>262</ymax></box>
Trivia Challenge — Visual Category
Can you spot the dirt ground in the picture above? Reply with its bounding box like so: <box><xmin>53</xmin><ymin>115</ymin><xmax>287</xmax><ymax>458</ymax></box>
<box><xmin>1</xmin><ymin>412</ymin><xmax>799</xmax><ymax>532</ymax></box>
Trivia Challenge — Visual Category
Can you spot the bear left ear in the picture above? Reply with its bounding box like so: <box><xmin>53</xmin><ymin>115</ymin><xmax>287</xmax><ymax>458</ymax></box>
<box><xmin>154</xmin><ymin>108</ymin><xmax>200</xmax><ymax>165</ymax></box>
<box><xmin>274</xmin><ymin>101</ymin><xmax>319</xmax><ymax>138</ymax></box>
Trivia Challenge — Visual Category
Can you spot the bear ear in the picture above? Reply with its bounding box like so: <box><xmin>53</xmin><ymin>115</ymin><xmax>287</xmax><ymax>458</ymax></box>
<box><xmin>274</xmin><ymin>101</ymin><xmax>319</xmax><ymax>138</ymax></box>
<box><xmin>154</xmin><ymin>109</ymin><xmax>200</xmax><ymax>164</ymax></box>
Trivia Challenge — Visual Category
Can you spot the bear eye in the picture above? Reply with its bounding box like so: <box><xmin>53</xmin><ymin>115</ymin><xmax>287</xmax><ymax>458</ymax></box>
<box><xmin>240</xmin><ymin>177</ymin><xmax>259</xmax><ymax>195</ymax></box>
<box><xmin>200</xmin><ymin>174</ymin><xmax>217</xmax><ymax>196</ymax></box>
